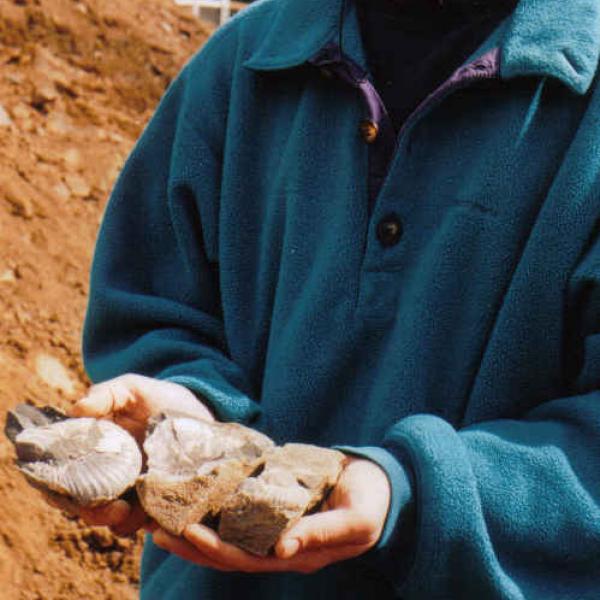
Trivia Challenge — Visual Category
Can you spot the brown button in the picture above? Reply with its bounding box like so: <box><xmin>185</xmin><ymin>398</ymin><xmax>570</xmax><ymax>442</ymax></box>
<box><xmin>376</xmin><ymin>213</ymin><xmax>403</xmax><ymax>247</ymax></box>
<box><xmin>359</xmin><ymin>120</ymin><xmax>379</xmax><ymax>144</ymax></box>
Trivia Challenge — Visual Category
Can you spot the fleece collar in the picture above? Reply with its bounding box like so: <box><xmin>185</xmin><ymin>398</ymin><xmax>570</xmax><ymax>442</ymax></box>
<box><xmin>501</xmin><ymin>0</ymin><xmax>600</xmax><ymax>94</ymax></box>
<box><xmin>244</xmin><ymin>0</ymin><xmax>600</xmax><ymax>94</ymax></box>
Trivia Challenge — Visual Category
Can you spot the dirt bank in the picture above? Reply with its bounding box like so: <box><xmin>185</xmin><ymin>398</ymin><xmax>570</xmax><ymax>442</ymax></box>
<box><xmin>0</xmin><ymin>1</ymin><xmax>210</xmax><ymax>597</ymax></box>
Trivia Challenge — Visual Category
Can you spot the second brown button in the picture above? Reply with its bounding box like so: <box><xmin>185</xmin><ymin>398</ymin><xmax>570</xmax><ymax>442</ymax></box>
<box><xmin>359</xmin><ymin>120</ymin><xmax>379</xmax><ymax>144</ymax></box>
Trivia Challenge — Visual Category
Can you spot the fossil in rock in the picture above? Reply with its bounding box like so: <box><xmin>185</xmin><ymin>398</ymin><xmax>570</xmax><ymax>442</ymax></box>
<box><xmin>218</xmin><ymin>443</ymin><xmax>347</xmax><ymax>556</ymax></box>
<box><xmin>5</xmin><ymin>404</ymin><xmax>347</xmax><ymax>557</ymax></box>
<box><xmin>137</xmin><ymin>415</ymin><xmax>274</xmax><ymax>535</ymax></box>
<box><xmin>5</xmin><ymin>403</ymin><xmax>142</xmax><ymax>509</ymax></box>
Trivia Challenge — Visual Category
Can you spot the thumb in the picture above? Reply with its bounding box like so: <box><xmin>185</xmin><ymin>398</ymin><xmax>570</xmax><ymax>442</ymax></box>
<box><xmin>69</xmin><ymin>387</ymin><xmax>116</xmax><ymax>418</ymax></box>
<box><xmin>275</xmin><ymin>509</ymin><xmax>374</xmax><ymax>559</ymax></box>
<box><xmin>79</xmin><ymin>499</ymin><xmax>132</xmax><ymax>527</ymax></box>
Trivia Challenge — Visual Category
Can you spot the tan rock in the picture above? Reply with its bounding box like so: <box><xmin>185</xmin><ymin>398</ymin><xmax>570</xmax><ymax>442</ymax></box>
<box><xmin>61</xmin><ymin>148</ymin><xmax>83</xmax><ymax>170</ymax></box>
<box><xmin>137</xmin><ymin>458</ymin><xmax>262</xmax><ymax>536</ymax></box>
<box><xmin>0</xmin><ymin>268</ymin><xmax>18</xmax><ymax>283</ymax></box>
<box><xmin>32</xmin><ymin>79</ymin><xmax>58</xmax><ymax>105</ymax></box>
<box><xmin>46</xmin><ymin>113</ymin><xmax>74</xmax><ymax>136</ymax></box>
<box><xmin>137</xmin><ymin>416</ymin><xmax>274</xmax><ymax>536</ymax></box>
<box><xmin>219</xmin><ymin>444</ymin><xmax>347</xmax><ymax>556</ymax></box>
<box><xmin>3</xmin><ymin>183</ymin><xmax>35</xmax><ymax>219</ymax></box>
<box><xmin>0</xmin><ymin>105</ymin><xmax>13</xmax><ymax>127</ymax></box>
<box><xmin>4</xmin><ymin>72</ymin><xmax>24</xmax><ymax>85</ymax></box>
<box><xmin>34</xmin><ymin>354</ymin><xmax>75</xmax><ymax>395</ymax></box>
<box><xmin>64</xmin><ymin>173</ymin><xmax>91</xmax><ymax>198</ymax></box>
<box><xmin>11</xmin><ymin>104</ymin><xmax>31</xmax><ymax>120</ymax></box>
<box><xmin>52</xmin><ymin>181</ymin><xmax>71</xmax><ymax>201</ymax></box>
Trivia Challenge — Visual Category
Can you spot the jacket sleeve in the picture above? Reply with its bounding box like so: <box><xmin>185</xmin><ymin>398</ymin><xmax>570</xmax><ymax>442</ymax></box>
<box><xmin>344</xmin><ymin>235</ymin><xmax>600</xmax><ymax>599</ymax></box>
<box><xmin>82</xmin><ymin>31</ymin><xmax>260</xmax><ymax>424</ymax></box>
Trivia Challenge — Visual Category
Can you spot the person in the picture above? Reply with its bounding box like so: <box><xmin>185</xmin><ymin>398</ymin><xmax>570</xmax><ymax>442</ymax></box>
<box><xmin>70</xmin><ymin>0</ymin><xmax>600</xmax><ymax>597</ymax></box>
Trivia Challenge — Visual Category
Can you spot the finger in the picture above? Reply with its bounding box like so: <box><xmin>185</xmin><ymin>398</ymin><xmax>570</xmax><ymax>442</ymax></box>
<box><xmin>70</xmin><ymin>383</ymin><xmax>119</xmax><ymax>418</ymax></box>
<box><xmin>70</xmin><ymin>379</ymin><xmax>150</xmax><ymax>442</ymax></box>
<box><xmin>184</xmin><ymin>524</ymin><xmax>295</xmax><ymax>573</ymax></box>
<box><xmin>288</xmin><ymin>541</ymin><xmax>374</xmax><ymax>574</ymax></box>
<box><xmin>109</xmin><ymin>501</ymin><xmax>149</xmax><ymax>537</ymax></box>
<box><xmin>153</xmin><ymin>529</ymin><xmax>234</xmax><ymax>571</ymax></box>
<box><xmin>275</xmin><ymin>509</ymin><xmax>375</xmax><ymax>559</ymax></box>
<box><xmin>184</xmin><ymin>524</ymin><xmax>370</xmax><ymax>574</ymax></box>
<box><xmin>70</xmin><ymin>395</ymin><xmax>112</xmax><ymax>419</ymax></box>
<box><xmin>144</xmin><ymin>520</ymin><xmax>159</xmax><ymax>534</ymax></box>
<box><xmin>79</xmin><ymin>500</ymin><xmax>131</xmax><ymax>527</ymax></box>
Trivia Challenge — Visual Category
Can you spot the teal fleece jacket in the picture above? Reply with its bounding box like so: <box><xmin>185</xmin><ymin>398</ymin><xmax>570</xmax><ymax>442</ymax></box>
<box><xmin>83</xmin><ymin>0</ymin><xmax>600</xmax><ymax>597</ymax></box>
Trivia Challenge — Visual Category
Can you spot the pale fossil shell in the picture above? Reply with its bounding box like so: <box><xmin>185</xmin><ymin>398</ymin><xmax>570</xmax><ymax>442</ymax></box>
<box><xmin>143</xmin><ymin>415</ymin><xmax>274</xmax><ymax>481</ymax></box>
<box><xmin>5</xmin><ymin>404</ymin><xmax>142</xmax><ymax>507</ymax></box>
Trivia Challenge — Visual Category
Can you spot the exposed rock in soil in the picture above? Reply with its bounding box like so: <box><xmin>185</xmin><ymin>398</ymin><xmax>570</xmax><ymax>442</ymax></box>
<box><xmin>0</xmin><ymin>104</ymin><xmax>12</xmax><ymax>127</ymax></box>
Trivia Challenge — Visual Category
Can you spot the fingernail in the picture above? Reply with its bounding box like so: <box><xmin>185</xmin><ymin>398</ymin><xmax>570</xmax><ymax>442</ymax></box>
<box><xmin>185</xmin><ymin>524</ymin><xmax>218</xmax><ymax>546</ymax></box>
<box><xmin>152</xmin><ymin>530</ymin><xmax>165</xmax><ymax>545</ymax></box>
<box><xmin>279</xmin><ymin>538</ymin><xmax>300</xmax><ymax>559</ymax></box>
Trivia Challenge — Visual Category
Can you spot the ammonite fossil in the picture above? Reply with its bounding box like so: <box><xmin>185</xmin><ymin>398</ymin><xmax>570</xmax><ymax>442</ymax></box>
<box><xmin>5</xmin><ymin>404</ymin><xmax>346</xmax><ymax>557</ymax></box>
<box><xmin>5</xmin><ymin>403</ymin><xmax>142</xmax><ymax>509</ymax></box>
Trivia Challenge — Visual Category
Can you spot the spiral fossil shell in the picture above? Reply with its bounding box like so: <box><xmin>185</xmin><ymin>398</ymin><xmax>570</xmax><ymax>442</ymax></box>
<box><xmin>5</xmin><ymin>404</ymin><xmax>142</xmax><ymax>507</ymax></box>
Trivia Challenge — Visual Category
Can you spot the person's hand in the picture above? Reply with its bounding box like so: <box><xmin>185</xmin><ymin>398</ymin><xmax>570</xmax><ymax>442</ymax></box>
<box><xmin>70</xmin><ymin>373</ymin><xmax>214</xmax><ymax>441</ymax></box>
<box><xmin>66</xmin><ymin>373</ymin><xmax>214</xmax><ymax>535</ymax></box>
<box><xmin>152</xmin><ymin>456</ymin><xmax>391</xmax><ymax>573</ymax></box>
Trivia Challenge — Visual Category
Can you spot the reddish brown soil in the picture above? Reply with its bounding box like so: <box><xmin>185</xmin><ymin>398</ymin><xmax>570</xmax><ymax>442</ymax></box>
<box><xmin>0</xmin><ymin>1</ymin><xmax>210</xmax><ymax>597</ymax></box>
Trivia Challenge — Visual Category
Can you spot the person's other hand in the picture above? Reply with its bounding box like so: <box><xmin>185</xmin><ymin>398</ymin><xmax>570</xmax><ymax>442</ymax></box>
<box><xmin>65</xmin><ymin>373</ymin><xmax>214</xmax><ymax>535</ymax></box>
<box><xmin>152</xmin><ymin>456</ymin><xmax>391</xmax><ymax>573</ymax></box>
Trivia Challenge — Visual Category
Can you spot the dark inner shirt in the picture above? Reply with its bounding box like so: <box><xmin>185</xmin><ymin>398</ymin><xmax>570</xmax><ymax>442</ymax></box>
<box><xmin>356</xmin><ymin>0</ymin><xmax>518</xmax><ymax>131</ymax></box>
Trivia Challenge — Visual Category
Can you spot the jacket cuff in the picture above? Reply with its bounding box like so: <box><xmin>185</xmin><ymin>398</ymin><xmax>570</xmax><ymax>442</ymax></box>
<box><xmin>334</xmin><ymin>444</ymin><xmax>417</xmax><ymax>583</ymax></box>
<box><xmin>161</xmin><ymin>374</ymin><xmax>261</xmax><ymax>424</ymax></box>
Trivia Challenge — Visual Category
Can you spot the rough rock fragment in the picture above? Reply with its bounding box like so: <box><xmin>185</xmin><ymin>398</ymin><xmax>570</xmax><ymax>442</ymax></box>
<box><xmin>34</xmin><ymin>353</ymin><xmax>75</xmax><ymax>395</ymax></box>
<box><xmin>0</xmin><ymin>270</ymin><xmax>16</xmax><ymax>283</ymax></box>
<box><xmin>137</xmin><ymin>416</ymin><xmax>274</xmax><ymax>535</ymax></box>
<box><xmin>219</xmin><ymin>444</ymin><xmax>347</xmax><ymax>556</ymax></box>
<box><xmin>64</xmin><ymin>173</ymin><xmax>91</xmax><ymax>198</ymax></box>
<box><xmin>0</xmin><ymin>104</ymin><xmax>12</xmax><ymax>127</ymax></box>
